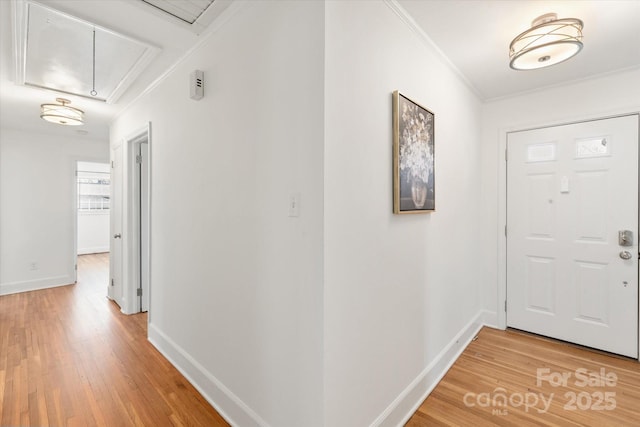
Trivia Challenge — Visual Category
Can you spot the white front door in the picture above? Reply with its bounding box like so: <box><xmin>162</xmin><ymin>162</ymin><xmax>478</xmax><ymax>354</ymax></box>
<box><xmin>507</xmin><ymin>115</ymin><xmax>639</xmax><ymax>358</ymax></box>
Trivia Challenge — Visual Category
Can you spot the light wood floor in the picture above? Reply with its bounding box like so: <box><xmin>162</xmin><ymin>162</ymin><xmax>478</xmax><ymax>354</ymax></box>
<box><xmin>3</xmin><ymin>256</ymin><xmax>639</xmax><ymax>426</ymax></box>
<box><xmin>0</xmin><ymin>253</ymin><xmax>229</xmax><ymax>427</ymax></box>
<box><xmin>406</xmin><ymin>327</ymin><xmax>640</xmax><ymax>426</ymax></box>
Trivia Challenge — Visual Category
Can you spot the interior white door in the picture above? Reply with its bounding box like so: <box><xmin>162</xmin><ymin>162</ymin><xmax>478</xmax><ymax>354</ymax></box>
<box><xmin>109</xmin><ymin>145</ymin><xmax>123</xmax><ymax>308</ymax></box>
<box><xmin>507</xmin><ymin>115</ymin><xmax>639</xmax><ymax>358</ymax></box>
<box><xmin>140</xmin><ymin>141</ymin><xmax>150</xmax><ymax>312</ymax></box>
<box><xmin>131</xmin><ymin>140</ymin><xmax>150</xmax><ymax>313</ymax></box>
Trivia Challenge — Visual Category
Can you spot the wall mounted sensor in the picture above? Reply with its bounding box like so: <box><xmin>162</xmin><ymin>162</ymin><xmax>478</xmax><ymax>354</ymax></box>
<box><xmin>190</xmin><ymin>70</ymin><xmax>204</xmax><ymax>100</ymax></box>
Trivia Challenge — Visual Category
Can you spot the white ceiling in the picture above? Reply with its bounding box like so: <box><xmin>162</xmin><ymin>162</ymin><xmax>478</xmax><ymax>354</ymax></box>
<box><xmin>1</xmin><ymin>0</ymin><xmax>639</xmax><ymax>141</ymax></box>
<box><xmin>0</xmin><ymin>0</ymin><xmax>232</xmax><ymax>140</ymax></box>
<box><xmin>397</xmin><ymin>0</ymin><xmax>640</xmax><ymax>100</ymax></box>
<box><xmin>20</xmin><ymin>2</ymin><xmax>159</xmax><ymax>103</ymax></box>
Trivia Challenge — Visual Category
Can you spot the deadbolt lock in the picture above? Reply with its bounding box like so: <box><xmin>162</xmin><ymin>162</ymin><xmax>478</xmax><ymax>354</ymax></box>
<box><xmin>618</xmin><ymin>230</ymin><xmax>633</xmax><ymax>247</ymax></box>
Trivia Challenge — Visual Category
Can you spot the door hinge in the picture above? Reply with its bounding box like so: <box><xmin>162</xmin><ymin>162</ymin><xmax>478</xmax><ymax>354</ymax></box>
<box><xmin>137</xmin><ymin>288</ymin><xmax>142</xmax><ymax>296</ymax></box>
<box><xmin>136</xmin><ymin>154</ymin><xmax>142</xmax><ymax>164</ymax></box>
<box><xmin>75</xmin><ymin>264</ymin><xmax>78</xmax><ymax>271</ymax></box>
<box><xmin>505</xmin><ymin>148</ymin><xmax>508</xmax><ymax>162</ymax></box>
<box><xmin>505</xmin><ymin>300</ymin><xmax>507</xmax><ymax>312</ymax></box>
<box><xmin>111</xmin><ymin>278</ymin><xmax>114</xmax><ymax>287</ymax></box>
<box><xmin>505</xmin><ymin>225</ymin><xmax>507</xmax><ymax>237</ymax></box>
<box><xmin>111</xmin><ymin>161</ymin><xmax>114</xmax><ymax>169</ymax></box>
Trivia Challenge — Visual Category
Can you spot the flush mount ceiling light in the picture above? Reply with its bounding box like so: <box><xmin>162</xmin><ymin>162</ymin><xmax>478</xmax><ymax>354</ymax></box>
<box><xmin>40</xmin><ymin>98</ymin><xmax>84</xmax><ymax>126</ymax></box>
<box><xmin>509</xmin><ymin>13</ymin><xmax>583</xmax><ymax>70</ymax></box>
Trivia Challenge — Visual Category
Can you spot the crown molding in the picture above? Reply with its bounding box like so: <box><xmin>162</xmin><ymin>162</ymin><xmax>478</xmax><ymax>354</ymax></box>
<box><xmin>383</xmin><ymin>0</ymin><xmax>483</xmax><ymax>102</ymax></box>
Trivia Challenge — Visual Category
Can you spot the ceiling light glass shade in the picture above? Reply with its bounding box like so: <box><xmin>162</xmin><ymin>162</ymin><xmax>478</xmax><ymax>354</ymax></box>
<box><xmin>40</xmin><ymin>98</ymin><xmax>84</xmax><ymax>126</ymax></box>
<box><xmin>509</xmin><ymin>13</ymin><xmax>583</xmax><ymax>70</ymax></box>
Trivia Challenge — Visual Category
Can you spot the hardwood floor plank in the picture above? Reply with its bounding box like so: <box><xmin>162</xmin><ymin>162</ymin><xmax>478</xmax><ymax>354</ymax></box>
<box><xmin>406</xmin><ymin>327</ymin><xmax>640</xmax><ymax>426</ymax></box>
<box><xmin>8</xmin><ymin>254</ymin><xmax>637</xmax><ymax>426</ymax></box>
<box><xmin>0</xmin><ymin>253</ymin><xmax>229</xmax><ymax>426</ymax></box>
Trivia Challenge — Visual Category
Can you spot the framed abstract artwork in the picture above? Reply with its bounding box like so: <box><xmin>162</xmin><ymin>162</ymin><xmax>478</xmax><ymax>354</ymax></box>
<box><xmin>392</xmin><ymin>90</ymin><xmax>435</xmax><ymax>214</ymax></box>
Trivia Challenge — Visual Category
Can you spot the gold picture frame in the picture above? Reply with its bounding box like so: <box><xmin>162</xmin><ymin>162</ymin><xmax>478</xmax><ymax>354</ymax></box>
<box><xmin>393</xmin><ymin>90</ymin><xmax>435</xmax><ymax>214</ymax></box>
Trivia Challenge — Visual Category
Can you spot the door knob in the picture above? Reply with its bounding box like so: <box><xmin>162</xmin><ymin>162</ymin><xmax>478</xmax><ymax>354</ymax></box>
<box><xmin>619</xmin><ymin>251</ymin><xmax>632</xmax><ymax>260</ymax></box>
<box><xmin>114</xmin><ymin>233</ymin><xmax>122</xmax><ymax>239</ymax></box>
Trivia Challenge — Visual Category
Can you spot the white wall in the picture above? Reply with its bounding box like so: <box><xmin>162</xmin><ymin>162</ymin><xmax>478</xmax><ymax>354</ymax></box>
<box><xmin>112</xmin><ymin>0</ymin><xmax>488</xmax><ymax>425</ymax></box>
<box><xmin>479</xmin><ymin>68</ymin><xmax>640</xmax><ymax>325</ymax></box>
<box><xmin>0</xmin><ymin>128</ymin><xmax>109</xmax><ymax>295</ymax></box>
<box><xmin>110</xmin><ymin>1</ymin><xmax>324</xmax><ymax>426</ymax></box>
<box><xmin>324</xmin><ymin>2</ymin><xmax>484</xmax><ymax>425</ymax></box>
<box><xmin>77</xmin><ymin>212</ymin><xmax>110</xmax><ymax>254</ymax></box>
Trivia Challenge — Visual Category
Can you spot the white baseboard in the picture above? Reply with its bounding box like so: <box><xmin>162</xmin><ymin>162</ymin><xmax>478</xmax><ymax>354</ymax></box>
<box><xmin>147</xmin><ymin>310</ymin><xmax>500</xmax><ymax>427</ymax></box>
<box><xmin>371</xmin><ymin>309</ymin><xmax>487</xmax><ymax>427</ymax></box>
<box><xmin>78</xmin><ymin>247</ymin><xmax>109</xmax><ymax>255</ymax></box>
<box><xmin>148</xmin><ymin>322</ymin><xmax>270</xmax><ymax>427</ymax></box>
<box><xmin>0</xmin><ymin>275</ymin><xmax>74</xmax><ymax>296</ymax></box>
<box><xmin>481</xmin><ymin>309</ymin><xmax>499</xmax><ymax>329</ymax></box>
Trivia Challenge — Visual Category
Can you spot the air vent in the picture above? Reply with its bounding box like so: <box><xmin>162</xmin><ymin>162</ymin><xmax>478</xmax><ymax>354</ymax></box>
<box><xmin>141</xmin><ymin>0</ymin><xmax>215</xmax><ymax>25</ymax></box>
<box><xmin>190</xmin><ymin>70</ymin><xmax>204</xmax><ymax>100</ymax></box>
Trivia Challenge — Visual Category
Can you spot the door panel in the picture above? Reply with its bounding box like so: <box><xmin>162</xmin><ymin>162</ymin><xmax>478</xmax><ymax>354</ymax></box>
<box><xmin>575</xmin><ymin>171</ymin><xmax>607</xmax><ymax>240</ymax></box>
<box><xmin>140</xmin><ymin>141</ymin><xmax>149</xmax><ymax>312</ymax></box>
<box><xmin>526</xmin><ymin>256</ymin><xmax>555</xmax><ymax>314</ymax></box>
<box><xmin>109</xmin><ymin>145</ymin><xmax>123</xmax><ymax>308</ymax></box>
<box><xmin>574</xmin><ymin>260</ymin><xmax>607</xmax><ymax>324</ymax></box>
<box><xmin>528</xmin><ymin>173</ymin><xmax>556</xmax><ymax>237</ymax></box>
<box><xmin>507</xmin><ymin>115</ymin><xmax>638</xmax><ymax>358</ymax></box>
<box><xmin>130</xmin><ymin>139</ymin><xmax>150</xmax><ymax>313</ymax></box>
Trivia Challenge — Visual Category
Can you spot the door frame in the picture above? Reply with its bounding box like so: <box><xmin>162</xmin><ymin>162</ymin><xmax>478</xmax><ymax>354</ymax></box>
<box><xmin>497</xmin><ymin>112</ymin><xmax>640</xmax><ymax>361</ymax></box>
<box><xmin>116</xmin><ymin>122</ymin><xmax>152</xmax><ymax>315</ymax></box>
<box><xmin>127</xmin><ymin>128</ymin><xmax>151</xmax><ymax>313</ymax></box>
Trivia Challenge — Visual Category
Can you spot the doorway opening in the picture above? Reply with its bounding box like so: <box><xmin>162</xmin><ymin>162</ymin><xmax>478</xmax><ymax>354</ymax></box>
<box><xmin>75</xmin><ymin>161</ymin><xmax>111</xmax><ymax>294</ymax></box>
<box><xmin>109</xmin><ymin>124</ymin><xmax>151</xmax><ymax>315</ymax></box>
